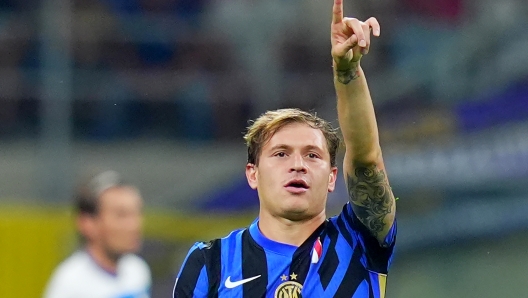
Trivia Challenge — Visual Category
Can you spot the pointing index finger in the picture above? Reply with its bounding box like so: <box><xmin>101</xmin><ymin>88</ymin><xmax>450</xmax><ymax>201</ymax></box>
<box><xmin>332</xmin><ymin>0</ymin><xmax>343</xmax><ymax>24</ymax></box>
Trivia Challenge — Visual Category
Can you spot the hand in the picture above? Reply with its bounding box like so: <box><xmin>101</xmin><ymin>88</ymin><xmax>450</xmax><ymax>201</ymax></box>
<box><xmin>331</xmin><ymin>0</ymin><xmax>380</xmax><ymax>71</ymax></box>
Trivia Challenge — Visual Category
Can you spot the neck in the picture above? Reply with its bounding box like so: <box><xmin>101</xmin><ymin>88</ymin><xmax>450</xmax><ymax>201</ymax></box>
<box><xmin>257</xmin><ymin>210</ymin><xmax>326</xmax><ymax>246</ymax></box>
<box><xmin>86</xmin><ymin>243</ymin><xmax>120</xmax><ymax>275</ymax></box>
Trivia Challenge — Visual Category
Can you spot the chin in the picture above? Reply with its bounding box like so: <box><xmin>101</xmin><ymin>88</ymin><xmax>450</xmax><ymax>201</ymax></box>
<box><xmin>121</xmin><ymin>241</ymin><xmax>142</xmax><ymax>255</ymax></box>
<box><xmin>128</xmin><ymin>242</ymin><xmax>142</xmax><ymax>253</ymax></box>
<box><xmin>280</xmin><ymin>207</ymin><xmax>313</xmax><ymax>221</ymax></box>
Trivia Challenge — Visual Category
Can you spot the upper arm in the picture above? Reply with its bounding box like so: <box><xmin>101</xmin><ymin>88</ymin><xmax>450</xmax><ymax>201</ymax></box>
<box><xmin>343</xmin><ymin>151</ymin><xmax>396</xmax><ymax>244</ymax></box>
<box><xmin>173</xmin><ymin>243</ymin><xmax>209</xmax><ymax>298</ymax></box>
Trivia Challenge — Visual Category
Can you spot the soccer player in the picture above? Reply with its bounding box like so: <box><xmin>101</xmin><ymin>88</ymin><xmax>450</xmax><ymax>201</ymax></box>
<box><xmin>43</xmin><ymin>171</ymin><xmax>151</xmax><ymax>298</ymax></box>
<box><xmin>173</xmin><ymin>0</ymin><xmax>396</xmax><ymax>296</ymax></box>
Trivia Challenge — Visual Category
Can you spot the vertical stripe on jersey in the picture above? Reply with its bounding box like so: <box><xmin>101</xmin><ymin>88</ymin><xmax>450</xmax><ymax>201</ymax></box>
<box><xmin>289</xmin><ymin>222</ymin><xmax>327</xmax><ymax>285</ymax></box>
<box><xmin>194</xmin><ymin>267</ymin><xmax>209</xmax><ymax>297</ymax></box>
<box><xmin>343</xmin><ymin>203</ymin><xmax>396</xmax><ymax>274</ymax></box>
<box><xmin>336</xmin><ymin>215</ymin><xmax>356</xmax><ymax>247</ymax></box>
<box><xmin>203</xmin><ymin>239</ymin><xmax>222</xmax><ymax>298</ymax></box>
<box><xmin>174</xmin><ymin>246</ymin><xmax>206</xmax><ymax>297</ymax></box>
<box><xmin>241</xmin><ymin>230</ymin><xmax>268</xmax><ymax>297</ymax></box>
<box><xmin>333</xmin><ymin>244</ymin><xmax>369</xmax><ymax>297</ymax></box>
<box><xmin>317</xmin><ymin>223</ymin><xmax>340</xmax><ymax>290</ymax></box>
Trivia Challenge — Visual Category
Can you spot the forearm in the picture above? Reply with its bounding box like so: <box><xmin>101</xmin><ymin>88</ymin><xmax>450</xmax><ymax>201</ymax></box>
<box><xmin>329</xmin><ymin>7</ymin><xmax>395</xmax><ymax>242</ymax></box>
<box><xmin>335</xmin><ymin>64</ymin><xmax>395</xmax><ymax>242</ymax></box>
<box><xmin>335</xmin><ymin>64</ymin><xmax>381</xmax><ymax>163</ymax></box>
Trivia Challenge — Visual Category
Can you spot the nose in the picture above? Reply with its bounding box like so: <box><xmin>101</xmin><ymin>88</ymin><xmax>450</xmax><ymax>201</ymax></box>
<box><xmin>289</xmin><ymin>154</ymin><xmax>307</xmax><ymax>173</ymax></box>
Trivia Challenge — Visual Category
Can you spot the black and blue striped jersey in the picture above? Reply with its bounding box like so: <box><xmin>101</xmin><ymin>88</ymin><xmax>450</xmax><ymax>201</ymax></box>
<box><xmin>173</xmin><ymin>202</ymin><xmax>396</xmax><ymax>298</ymax></box>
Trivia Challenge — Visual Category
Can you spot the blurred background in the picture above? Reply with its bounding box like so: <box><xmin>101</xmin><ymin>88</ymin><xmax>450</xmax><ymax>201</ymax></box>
<box><xmin>0</xmin><ymin>0</ymin><xmax>527</xmax><ymax>297</ymax></box>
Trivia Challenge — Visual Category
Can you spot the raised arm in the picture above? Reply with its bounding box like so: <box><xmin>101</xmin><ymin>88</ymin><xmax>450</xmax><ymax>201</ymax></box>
<box><xmin>331</xmin><ymin>0</ymin><xmax>395</xmax><ymax>244</ymax></box>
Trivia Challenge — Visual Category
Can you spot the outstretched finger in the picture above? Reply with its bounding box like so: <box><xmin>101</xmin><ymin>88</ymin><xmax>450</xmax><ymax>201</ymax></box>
<box><xmin>332</xmin><ymin>0</ymin><xmax>343</xmax><ymax>24</ymax></box>
<box><xmin>366</xmin><ymin>17</ymin><xmax>380</xmax><ymax>36</ymax></box>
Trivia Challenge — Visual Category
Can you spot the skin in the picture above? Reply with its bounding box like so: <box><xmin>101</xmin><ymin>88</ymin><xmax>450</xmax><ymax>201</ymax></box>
<box><xmin>246</xmin><ymin>0</ymin><xmax>396</xmax><ymax>246</ymax></box>
<box><xmin>332</xmin><ymin>0</ymin><xmax>396</xmax><ymax>243</ymax></box>
<box><xmin>77</xmin><ymin>186</ymin><xmax>144</xmax><ymax>273</ymax></box>
<box><xmin>246</xmin><ymin>122</ymin><xmax>338</xmax><ymax>246</ymax></box>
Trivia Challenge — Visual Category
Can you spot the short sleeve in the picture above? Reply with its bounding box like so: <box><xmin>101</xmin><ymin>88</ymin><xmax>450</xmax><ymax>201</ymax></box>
<box><xmin>339</xmin><ymin>202</ymin><xmax>397</xmax><ymax>273</ymax></box>
<box><xmin>173</xmin><ymin>242</ymin><xmax>210</xmax><ymax>298</ymax></box>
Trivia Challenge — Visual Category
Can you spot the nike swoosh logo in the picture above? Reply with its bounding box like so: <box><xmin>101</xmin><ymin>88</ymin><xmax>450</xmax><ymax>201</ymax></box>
<box><xmin>224</xmin><ymin>275</ymin><xmax>261</xmax><ymax>288</ymax></box>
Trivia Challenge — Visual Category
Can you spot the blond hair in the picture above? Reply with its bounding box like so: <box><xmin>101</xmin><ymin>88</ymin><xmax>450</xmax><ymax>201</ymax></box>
<box><xmin>244</xmin><ymin>108</ymin><xmax>340</xmax><ymax>167</ymax></box>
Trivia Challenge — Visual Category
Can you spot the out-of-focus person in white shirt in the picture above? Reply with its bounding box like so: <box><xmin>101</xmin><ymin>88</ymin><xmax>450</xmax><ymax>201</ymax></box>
<box><xmin>43</xmin><ymin>170</ymin><xmax>151</xmax><ymax>298</ymax></box>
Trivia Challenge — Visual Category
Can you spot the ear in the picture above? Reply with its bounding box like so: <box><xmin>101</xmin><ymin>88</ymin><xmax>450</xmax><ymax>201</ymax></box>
<box><xmin>327</xmin><ymin>166</ymin><xmax>338</xmax><ymax>192</ymax></box>
<box><xmin>245</xmin><ymin>163</ymin><xmax>258</xmax><ymax>190</ymax></box>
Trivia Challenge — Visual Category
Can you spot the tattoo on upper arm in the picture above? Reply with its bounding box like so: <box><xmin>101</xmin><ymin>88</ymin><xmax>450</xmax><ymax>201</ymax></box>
<box><xmin>346</xmin><ymin>165</ymin><xmax>394</xmax><ymax>237</ymax></box>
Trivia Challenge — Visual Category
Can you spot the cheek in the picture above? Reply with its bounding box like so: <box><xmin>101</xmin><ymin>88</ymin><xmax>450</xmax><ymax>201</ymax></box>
<box><xmin>257</xmin><ymin>169</ymin><xmax>276</xmax><ymax>188</ymax></box>
<box><xmin>103</xmin><ymin>217</ymin><xmax>124</xmax><ymax>236</ymax></box>
<box><xmin>315</xmin><ymin>171</ymin><xmax>334</xmax><ymax>191</ymax></box>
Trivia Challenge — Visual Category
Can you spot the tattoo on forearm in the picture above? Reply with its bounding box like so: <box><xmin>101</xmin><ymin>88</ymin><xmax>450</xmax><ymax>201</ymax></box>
<box><xmin>347</xmin><ymin>166</ymin><xmax>394</xmax><ymax>237</ymax></box>
<box><xmin>335</xmin><ymin>68</ymin><xmax>360</xmax><ymax>84</ymax></box>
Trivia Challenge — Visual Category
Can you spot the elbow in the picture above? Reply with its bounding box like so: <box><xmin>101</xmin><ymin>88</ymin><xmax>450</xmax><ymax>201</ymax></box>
<box><xmin>348</xmin><ymin>145</ymin><xmax>383</xmax><ymax>166</ymax></box>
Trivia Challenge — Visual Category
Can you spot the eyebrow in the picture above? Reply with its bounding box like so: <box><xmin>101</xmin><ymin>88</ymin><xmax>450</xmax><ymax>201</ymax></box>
<box><xmin>269</xmin><ymin>144</ymin><xmax>292</xmax><ymax>152</ymax></box>
<box><xmin>269</xmin><ymin>144</ymin><xmax>324</xmax><ymax>152</ymax></box>
<box><xmin>304</xmin><ymin>145</ymin><xmax>324</xmax><ymax>152</ymax></box>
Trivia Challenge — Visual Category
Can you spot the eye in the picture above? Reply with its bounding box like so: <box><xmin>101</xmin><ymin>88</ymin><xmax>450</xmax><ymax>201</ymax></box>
<box><xmin>308</xmin><ymin>153</ymin><xmax>319</xmax><ymax>159</ymax></box>
<box><xmin>275</xmin><ymin>152</ymin><xmax>286</xmax><ymax>157</ymax></box>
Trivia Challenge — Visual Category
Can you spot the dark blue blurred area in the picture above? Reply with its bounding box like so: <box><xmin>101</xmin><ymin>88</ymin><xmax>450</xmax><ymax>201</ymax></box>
<box><xmin>199</xmin><ymin>177</ymin><xmax>259</xmax><ymax>211</ymax></box>
<box><xmin>457</xmin><ymin>80</ymin><xmax>528</xmax><ymax>132</ymax></box>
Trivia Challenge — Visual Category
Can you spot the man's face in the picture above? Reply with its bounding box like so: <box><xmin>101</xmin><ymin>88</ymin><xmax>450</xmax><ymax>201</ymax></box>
<box><xmin>91</xmin><ymin>186</ymin><xmax>143</xmax><ymax>257</ymax></box>
<box><xmin>246</xmin><ymin>122</ymin><xmax>338</xmax><ymax>221</ymax></box>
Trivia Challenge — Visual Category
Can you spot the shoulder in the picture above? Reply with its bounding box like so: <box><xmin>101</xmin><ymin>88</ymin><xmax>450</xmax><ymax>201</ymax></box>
<box><xmin>118</xmin><ymin>254</ymin><xmax>152</xmax><ymax>288</ymax></box>
<box><xmin>43</xmin><ymin>251</ymin><xmax>91</xmax><ymax>297</ymax></box>
<box><xmin>324</xmin><ymin>203</ymin><xmax>372</xmax><ymax>246</ymax></box>
<box><xmin>120</xmin><ymin>254</ymin><xmax>151</xmax><ymax>276</ymax></box>
<box><xmin>217</xmin><ymin>227</ymin><xmax>247</xmax><ymax>247</ymax></box>
<box><xmin>329</xmin><ymin>202</ymin><xmax>397</xmax><ymax>244</ymax></box>
<box><xmin>194</xmin><ymin>227</ymin><xmax>246</xmax><ymax>252</ymax></box>
<box><xmin>120</xmin><ymin>254</ymin><xmax>150</xmax><ymax>272</ymax></box>
<box><xmin>183</xmin><ymin>227</ymin><xmax>247</xmax><ymax>269</ymax></box>
<box><xmin>50</xmin><ymin>251</ymin><xmax>91</xmax><ymax>281</ymax></box>
<box><xmin>327</xmin><ymin>203</ymin><xmax>397</xmax><ymax>273</ymax></box>
<box><xmin>174</xmin><ymin>226</ymin><xmax>253</xmax><ymax>296</ymax></box>
<box><xmin>326</xmin><ymin>203</ymin><xmax>354</xmax><ymax>231</ymax></box>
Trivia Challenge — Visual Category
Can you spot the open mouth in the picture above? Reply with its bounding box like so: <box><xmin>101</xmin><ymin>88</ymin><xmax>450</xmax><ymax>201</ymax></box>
<box><xmin>284</xmin><ymin>179</ymin><xmax>309</xmax><ymax>189</ymax></box>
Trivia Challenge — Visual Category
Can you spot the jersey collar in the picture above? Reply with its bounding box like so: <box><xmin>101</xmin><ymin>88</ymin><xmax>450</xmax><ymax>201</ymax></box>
<box><xmin>248</xmin><ymin>220</ymin><xmax>299</xmax><ymax>256</ymax></box>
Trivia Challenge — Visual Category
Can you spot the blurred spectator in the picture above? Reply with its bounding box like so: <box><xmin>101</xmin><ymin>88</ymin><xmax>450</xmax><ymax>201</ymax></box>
<box><xmin>402</xmin><ymin>0</ymin><xmax>463</xmax><ymax>22</ymax></box>
<box><xmin>102</xmin><ymin>0</ymin><xmax>209</xmax><ymax>69</ymax></box>
<box><xmin>93</xmin><ymin>0</ymin><xmax>219</xmax><ymax>140</ymax></box>
<box><xmin>72</xmin><ymin>0</ymin><xmax>140</xmax><ymax>139</ymax></box>
<box><xmin>206</xmin><ymin>0</ymin><xmax>298</xmax><ymax>116</ymax></box>
<box><xmin>43</xmin><ymin>171</ymin><xmax>151</xmax><ymax>298</ymax></box>
<box><xmin>211</xmin><ymin>72</ymin><xmax>252</xmax><ymax>140</ymax></box>
<box><xmin>0</xmin><ymin>13</ymin><xmax>33</xmax><ymax>136</ymax></box>
<box><xmin>171</xmin><ymin>40</ymin><xmax>213</xmax><ymax>140</ymax></box>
